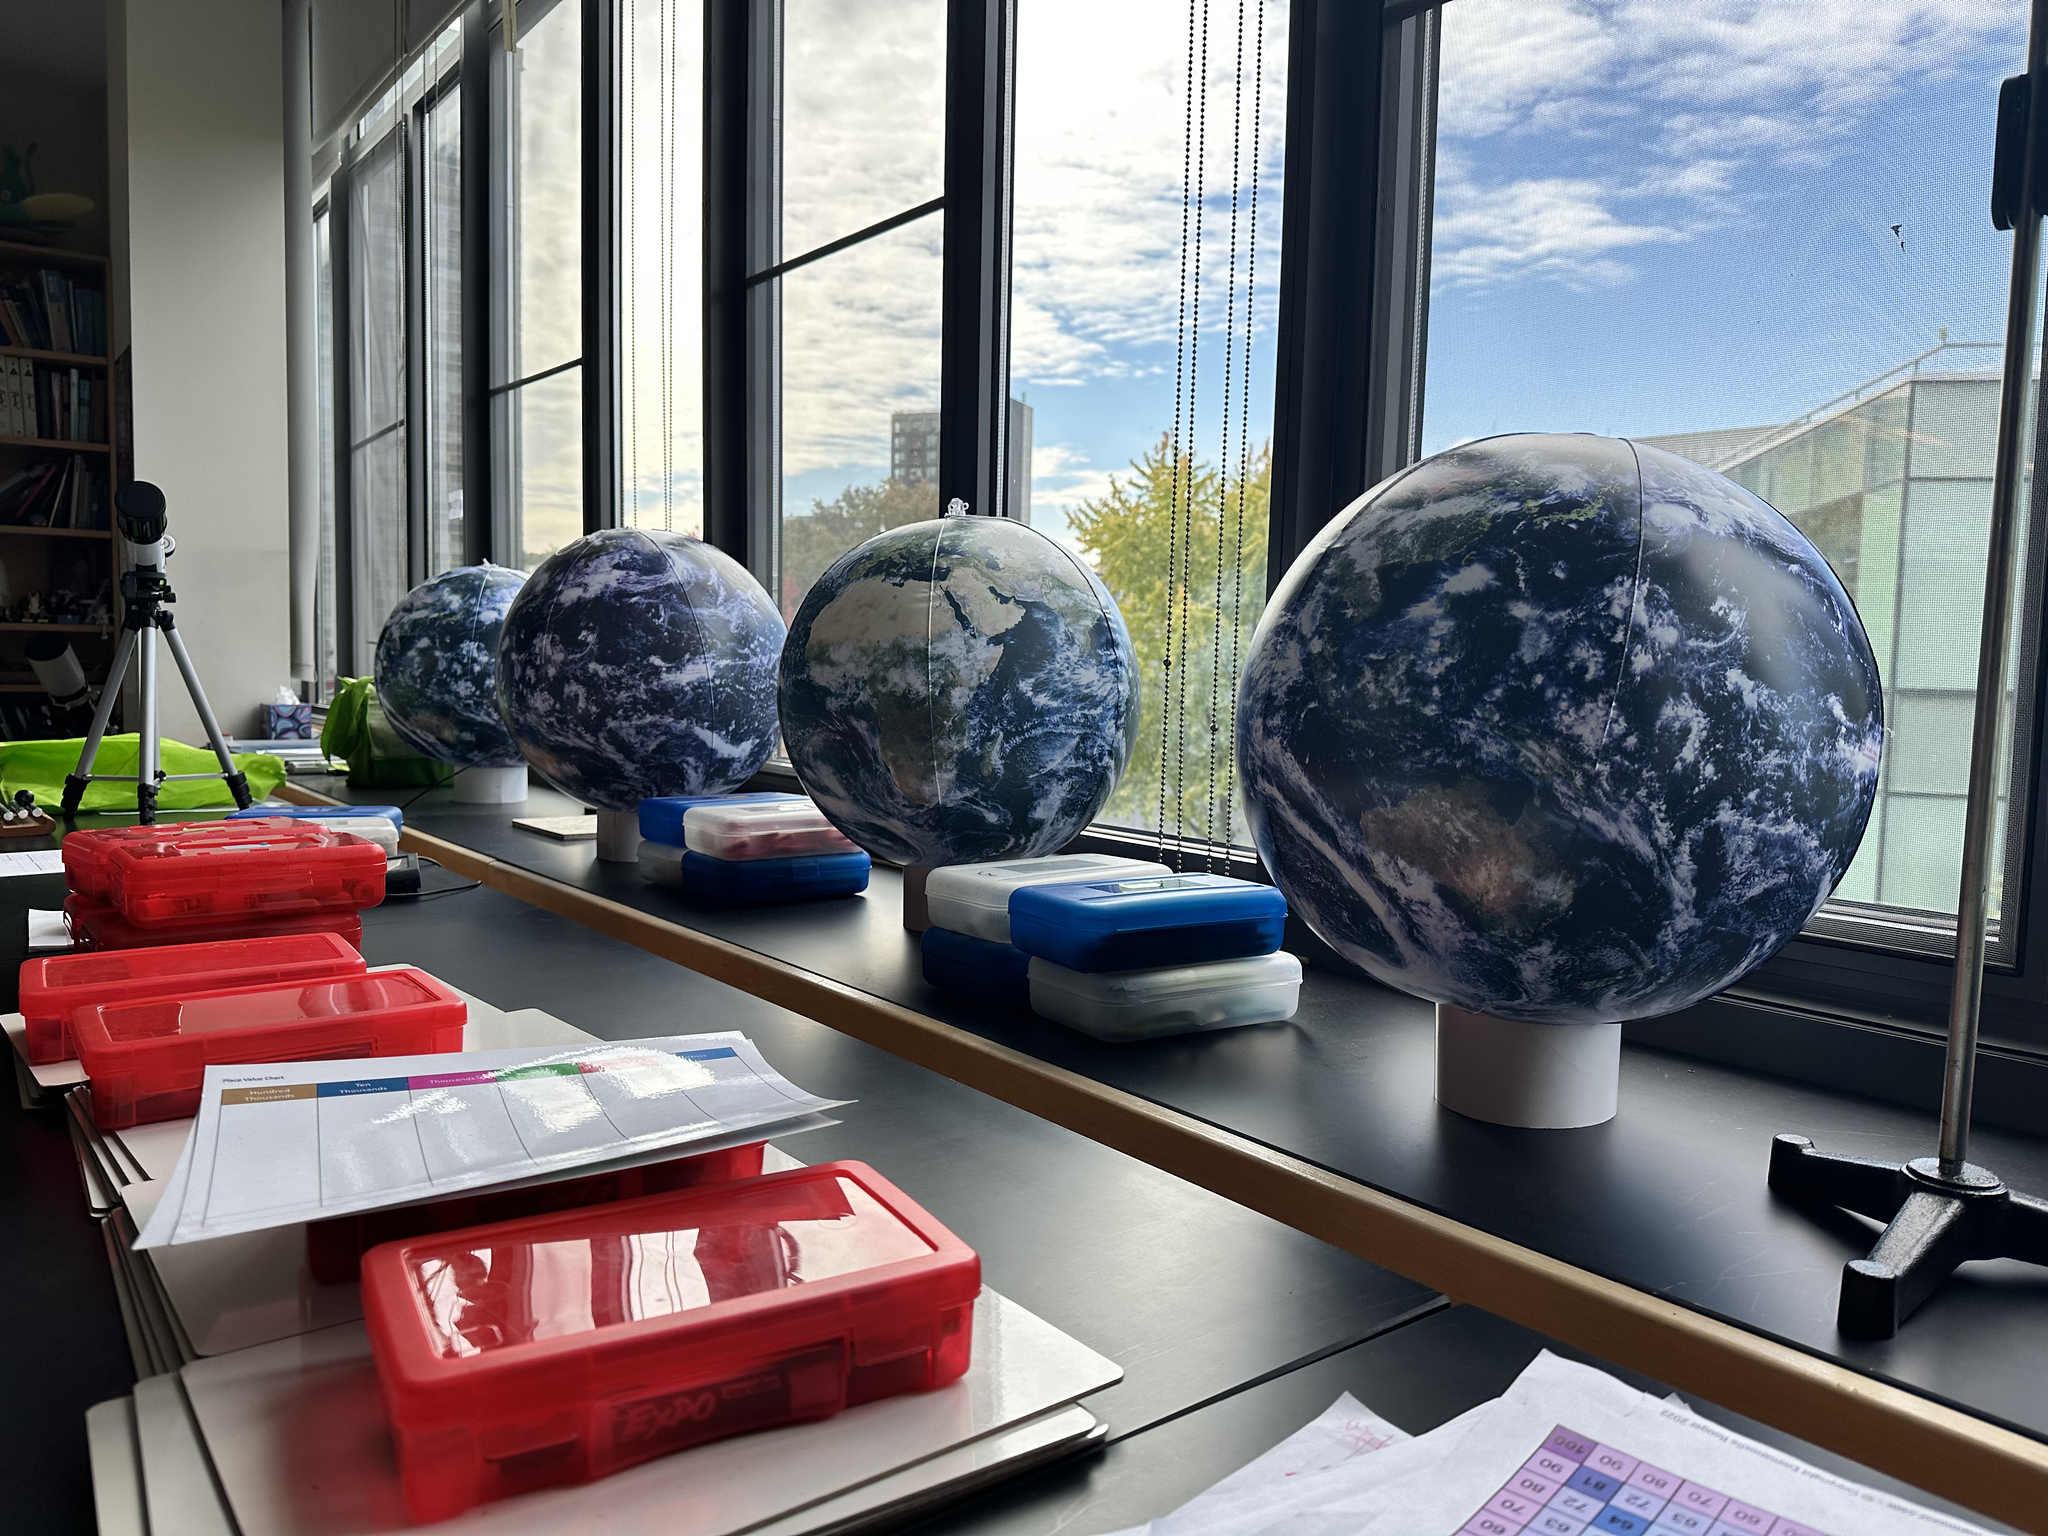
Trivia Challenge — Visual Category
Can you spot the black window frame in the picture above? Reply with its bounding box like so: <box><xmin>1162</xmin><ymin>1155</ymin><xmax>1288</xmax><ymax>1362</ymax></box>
<box><xmin>314</xmin><ymin>0</ymin><xmax>2048</xmax><ymax>1128</ymax></box>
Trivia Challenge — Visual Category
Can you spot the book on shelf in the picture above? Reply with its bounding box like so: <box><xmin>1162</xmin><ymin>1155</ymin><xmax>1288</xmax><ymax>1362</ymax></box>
<box><xmin>0</xmin><ymin>354</ymin><xmax>25</xmax><ymax>437</ymax></box>
<box><xmin>25</xmin><ymin>365</ymin><xmax>100</xmax><ymax>444</ymax></box>
<box><xmin>0</xmin><ymin>453</ymin><xmax>102</xmax><ymax>528</ymax></box>
<box><xmin>0</xmin><ymin>268</ymin><xmax>106</xmax><ymax>357</ymax></box>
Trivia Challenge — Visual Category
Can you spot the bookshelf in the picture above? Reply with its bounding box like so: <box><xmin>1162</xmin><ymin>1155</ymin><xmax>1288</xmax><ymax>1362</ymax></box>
<box><xmin>0</xmin><ymin>237</ymin><xmax>122</xmax><ymax>739</ymax></box>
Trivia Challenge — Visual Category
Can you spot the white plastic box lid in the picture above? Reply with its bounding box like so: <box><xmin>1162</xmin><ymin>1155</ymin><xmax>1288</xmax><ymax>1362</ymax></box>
<box><xmin>682</xmin><ymin>799</ymin><xmax>860</xmax><ymax>861</ymax></box>
<box><xmin>925</xmin><ymin>855</ymin><xmax>1174</xmax><ymax>944</ymax></box>
<box><xmin>1026</xmin><ymin>950</ymin><xmax>1303</xmax><ymax>1005</ymax></box>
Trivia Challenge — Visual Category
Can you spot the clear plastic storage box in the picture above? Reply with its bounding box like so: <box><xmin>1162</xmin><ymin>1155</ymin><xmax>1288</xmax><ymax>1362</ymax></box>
<box><xmin>73</xmin><ymin>966</ymin><xmax>467</xmax><ymax>1127</ymax></box>
<box><xmin>361</xmin><ymin>1160</ymin><xmax>980</xmax><ymax>1522</ymax></box>
<box><xmin>638</xmin><ymin>841</ymin><xmax>871</xmax><ymax>905</ymax></box>
<box><xmin>638</xmin><ymin>791</ymin><xmax>802</xmax><ymax>847</ymax></box>
<box><xmin>923</xmin><ymin>855</ymin><xmax>1172</xmax><ymax>944</ymax></box>
<box><xmin>1008</xmin><ymin>872</ymin><xmax>1286</xmax><ymax>972</ymax></box>
<box><xmin>64</xmin><ymin>894</ymin><xmax>365</xmax><ymax>954</ymax></box>
<box><xmin>1027</xmin><ymin>951</ymin><xmax>1303</xmax><ymax>1041</ymax></box>
<box><xmin>65</xmin><ymin>818</ymin><xmax>387</xmax><ymax>927</ymax></box>
<box><xmin>228</xmin><ymin>803</ymin><xmax>405</xmax><ymax>831</ymax></box>
<box><xmin>19</xmin><ymin>930</ymin><xmax>366</xmax><ymax>1064</ymax></box>
<box><xmin>919</xmin><ymin>925</ymin><xmax>1031</xmax><ymax>1006</ymax></box>
<box><xmin>306</xmin><ymin>1141</ymin><xmax>768</xmax><ymax>1284</ymax></box>
<box><xmin>682</xmin><ymin>799</ymin><xmax>859</xmax><ymax>861</ymax></box>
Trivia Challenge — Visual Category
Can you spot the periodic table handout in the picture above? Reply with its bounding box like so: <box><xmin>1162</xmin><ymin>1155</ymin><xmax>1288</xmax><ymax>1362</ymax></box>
<box><xmin>1112</xmin><ymin>1353</ymin><xmax>1996</xmax><ymax>1536</ymax></box>
<box><xmin>1461</xmin><ymin>1424</ymin><xmax>1829</xmax><ymax>1536</ymax></box>
<box><xmin>135</xmin><ymin>1032</ymin><xmax>847</xmax><ymax>1249</ymax></box>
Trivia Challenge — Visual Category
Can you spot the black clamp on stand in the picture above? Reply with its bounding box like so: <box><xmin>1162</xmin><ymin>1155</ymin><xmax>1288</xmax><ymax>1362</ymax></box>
<box><xmin>1768</xmin><ymin>37</ymin><xmax>2048</xmax><ymax>1340</ymax></box>
<box><xmin>60</xmin><ymin>482</ymin><xmax>253</xmax><ymax>825</ymax></box>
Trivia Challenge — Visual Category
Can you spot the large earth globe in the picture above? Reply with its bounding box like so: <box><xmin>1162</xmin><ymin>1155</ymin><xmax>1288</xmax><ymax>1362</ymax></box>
<box><xmin>496</xmin><ymin>528</ymin><xmax>785</xmax><ymax>811</ymax></box>
<box><xmin>1238</xmin><ymin>433</ymin><xmax>1883</xmax><ymax>1026</ymax></box>
<box><xmin>373</xmin><ymin>564</ymin><xmax>527</xmax><ymax>767</ymax></box>
<box><xmin>779</xmin><ymin>514</ymin><xmax>1140</xmax><ymax>867</ymax></box>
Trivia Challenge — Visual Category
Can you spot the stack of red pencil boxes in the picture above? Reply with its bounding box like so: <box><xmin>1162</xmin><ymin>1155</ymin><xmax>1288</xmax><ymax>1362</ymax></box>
<box><xmin>61</xmin><ymin>818</ymin><xmax>387</xmax><ymax>952</ymax></box>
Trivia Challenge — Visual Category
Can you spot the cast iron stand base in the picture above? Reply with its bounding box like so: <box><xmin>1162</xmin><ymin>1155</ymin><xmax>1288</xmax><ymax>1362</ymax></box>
<box><xmin>1767</xmin><ymin>1134</ymin><xmax>2048</xmax><ymax>1339</ymax></box>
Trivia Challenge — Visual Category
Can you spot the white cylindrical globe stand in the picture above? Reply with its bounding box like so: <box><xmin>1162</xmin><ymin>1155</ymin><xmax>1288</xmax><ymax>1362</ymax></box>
<box><xmin>452</xmin><ymin>764</ymin><xmax>528</xmax><ymax>804</ymax></box>
<box><xmin>594</xmin><ymin>808</ymin><xmax>642</xmax><ymax>863</ymax></box>
<box><xmin>1435</xmin><ymin>1003</ymin><xmax>1620</xmax><ymax>1129</ymax></box>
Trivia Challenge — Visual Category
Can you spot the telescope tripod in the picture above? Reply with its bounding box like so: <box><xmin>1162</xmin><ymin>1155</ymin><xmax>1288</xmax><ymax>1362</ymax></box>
<box><xmin>61</xmin><ymin>566</ymin><xmax>251</xmax><ymax>824</ymax></box>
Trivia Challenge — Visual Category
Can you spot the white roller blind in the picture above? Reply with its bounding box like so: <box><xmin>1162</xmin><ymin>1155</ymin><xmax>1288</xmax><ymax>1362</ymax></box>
<box><xmin>311</xmin><ymin>0</ymin><xmax>468</xmax><ymax>148</ymax></box>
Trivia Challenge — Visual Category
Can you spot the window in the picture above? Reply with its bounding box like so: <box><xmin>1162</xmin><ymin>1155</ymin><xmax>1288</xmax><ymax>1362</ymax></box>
<box><xmin>326</xmin><ymin>22</ymin><xmax>464</xmax><ymax>675</ymax></box>
<box><xmin>1010</xmin><ymin>0</ymin><xmax>1287</xmax><ymax>852</ymax></box>
<box><xmin>1420</xmin><ymin>0</ymin><xmax>2031</xmax><ymax>957</ymax></box>
<box><xmin>348</xmin><ymin>130</ymin><xmax>409</xmax><ymax>649</ymax></box>
<box><xmin>621</xmin><ymin>0</ymin><xmax>705</xmax><ymax>535</ymax></box>
<box><xmin>314</xmin><ymin>204</ymin><xmax>340</xmax><ymax>701</ymax></box>
<box><xmin>493</xmin><ymin>0</ymin><xmax>584</xmax><ymax>570</ymax></box>
<box><xmin>422</xmin><ymin>81</ymin><xmax>466</xmax><ymax>577</ymax></box>
<box><xmin>765</xmin><ymin>0</ymin><xmax>947</xmax><ymax>619</ymax></box>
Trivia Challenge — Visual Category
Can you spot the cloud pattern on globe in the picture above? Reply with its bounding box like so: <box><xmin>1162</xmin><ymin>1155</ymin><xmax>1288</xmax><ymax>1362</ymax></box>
<box><xmin>779</xmin><ymin>516</ymin><xmax>1140</xmax><ymax>867</ymax></box>
<box><xmin>496</xmin><ymin>529</ymin><xmax>785</xmax><ymax>811</ymax></box>
<box><xmin>1238</xmin><ymin>434</ymin><xmax>1883</xmax><ymax>1026</ymax></box>
<box><xmin>374</xmin><ymin>563</ymin><xmax>527</xmax><ymax>768</ymax></box>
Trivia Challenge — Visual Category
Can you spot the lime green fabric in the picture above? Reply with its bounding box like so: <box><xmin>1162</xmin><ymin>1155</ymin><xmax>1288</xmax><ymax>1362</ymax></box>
<box><xmin>0</xmin><ymin>735</ymin><xmax>288</xmax><ymax>811</ymax></box>
<box><xmin>321</xmin><ymin>677</ymin><xmax>456</xmax><ymax>788</ymax></box>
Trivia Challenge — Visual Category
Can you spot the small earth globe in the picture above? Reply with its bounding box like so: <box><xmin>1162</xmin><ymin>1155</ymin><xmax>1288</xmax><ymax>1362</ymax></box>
<box><xmin>1238</xmin><ymin>433</ymin><xmax>1883</xmax><ymax>1026</ymax></box>
<box><xmin>496</xmin><ymin>528</ymin><xmax>785</xmax><ymax>811</ymax></box>
<box><xmin>373</xmin><ymin>563</ymin><xmax>527</xmax><ymax>767</ymax></box>
<box><xmin>779</xmin><ymin>514</ymin><xmax>1140</xmax><ymax>867</ymax></box>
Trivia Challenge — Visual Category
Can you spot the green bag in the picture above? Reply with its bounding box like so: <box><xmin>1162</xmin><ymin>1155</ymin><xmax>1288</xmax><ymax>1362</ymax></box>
<box><xmin>321</xmin><ymin>677</ymin><xmax>456</xmax><ymax>789</ymax></box>
<box><xmin>0</xmin><ymin>735</ymin><xmax>288</xmax><ymax>812</ymax></box>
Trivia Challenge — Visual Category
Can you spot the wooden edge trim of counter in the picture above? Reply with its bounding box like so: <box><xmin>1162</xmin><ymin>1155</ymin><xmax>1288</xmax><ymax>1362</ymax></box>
<box><xmin>274</xmin><ymin>790</ymin><xmax>2047</xmax><ymax>1531</ymax></box>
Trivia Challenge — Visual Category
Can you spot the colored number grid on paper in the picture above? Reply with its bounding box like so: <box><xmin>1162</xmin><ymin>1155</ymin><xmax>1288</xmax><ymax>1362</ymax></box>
<box><xmin>1458</xmin><ymin>1426</ymin><xmax>1830</xmax><ymax>1536</ymax></box>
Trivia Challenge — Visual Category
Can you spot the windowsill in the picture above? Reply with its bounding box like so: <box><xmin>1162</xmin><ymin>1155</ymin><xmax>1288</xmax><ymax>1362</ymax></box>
<box><xmin>293</xmin><ymin>772</ymin><xmax>2048</xmax><ymax>1454</ymax></box>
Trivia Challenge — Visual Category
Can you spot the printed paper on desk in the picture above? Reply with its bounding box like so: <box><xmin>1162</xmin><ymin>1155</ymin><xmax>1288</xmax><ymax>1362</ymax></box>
<box><xmin>1231</xmin><ymin>1353</ymin><xmax>1995</xmax><ymax>1536</ymax></box>
<box><xmin>134</xmin><ymin>1033</ymin><xmax>849</xmax><ymax>1250</ymax></box>
<box><xmin>0</xmin><ymin>849</ymin><xmax>64</xmax><ymax>878</ymax></box>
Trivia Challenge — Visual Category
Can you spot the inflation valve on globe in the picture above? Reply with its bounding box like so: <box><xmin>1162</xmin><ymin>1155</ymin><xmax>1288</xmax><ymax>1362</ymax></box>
<box><xmin>59</xmin><ymin>481</ymin><xmax>253</xmax><ymax>824</ymax></box>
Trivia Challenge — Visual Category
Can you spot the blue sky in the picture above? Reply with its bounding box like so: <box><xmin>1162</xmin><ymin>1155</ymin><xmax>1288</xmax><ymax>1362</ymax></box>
<box><xmin>1422</xmin><ymin>0</ymin><xmax>2023</xmax><ymax>453</ymax></box>
<box><xmin>650</xmin><ymin>0</ymin><xmax>2026</xmax><ymax>560</ymax></box>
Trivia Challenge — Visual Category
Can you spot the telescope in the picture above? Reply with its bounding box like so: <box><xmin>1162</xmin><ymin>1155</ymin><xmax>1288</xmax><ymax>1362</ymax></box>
<box><xmin>61</xmin><ymin>481</ymin><xmax>252</xmax><ymax>823</ymax></box>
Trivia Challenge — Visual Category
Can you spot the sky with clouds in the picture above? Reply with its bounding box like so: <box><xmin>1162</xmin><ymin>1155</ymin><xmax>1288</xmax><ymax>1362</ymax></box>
<box><xmin>1425</xmin><ymin>0</ymin><xmax>2024</xmax><ymax>451</ymax></box>
<box><xmin>605</xmin><ymin>0</ymin><xmax>2025</xmax><ymax>562</ymax></box>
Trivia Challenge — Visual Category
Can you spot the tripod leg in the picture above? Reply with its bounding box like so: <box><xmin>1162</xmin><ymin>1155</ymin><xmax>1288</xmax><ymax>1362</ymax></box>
<box><xmin>1839</xmin><ymin>1190</ymin><xmax>1976</xmax><ymax>1340</ymax></box>
<box><xmin>63</xmin><ymin>626</ymin><xmax>138</xmax><ymax>816</ymax></box>
<box><xmin>1767</xmin><ymin>1134</ymin><xmax>1910</xmax><ymax>1222</ymax></box>
<box><xmin>136</xmin><ymin>625</ymin><xmax>159</xmax><ymax>824</ymax></box>
<box><xmin>160</xmin><ymin>618</ymin><xmax>251</xmax><ymax>809</ymax></box>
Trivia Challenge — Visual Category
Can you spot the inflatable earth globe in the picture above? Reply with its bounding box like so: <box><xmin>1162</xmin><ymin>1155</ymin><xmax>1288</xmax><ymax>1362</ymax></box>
<box><xmin>1238</xmin><ymin>433</ymin><xmax>1882</xmax><ymax>1026</ymax></box>
<box><xmin>496</xmin><ymin>528</ymin><xmax>785</xmax><ymax>811</ymax></box>
<box><xmin>373</xmin><ymin>563</ymin><xmax>527</xmax><ymax>767</ymax></box>
<box><xmin>779</xmin><ymin>514</ymin><xmax>1140</xmax><ymax>867</ymax></box>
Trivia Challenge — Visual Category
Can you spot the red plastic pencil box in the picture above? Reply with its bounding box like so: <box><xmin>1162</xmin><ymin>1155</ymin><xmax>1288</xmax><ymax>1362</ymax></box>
<box><xmin>73</xmin><ymin>967</ymin><xmax>467</xmax><ymax>1128</ymax></box>
<box><xmin>306</xmin><ymin>1142</ymin><xmax>769</xmax><ymax>1285</ymax></box>
<box><xmin>65</xmin><ymin>818</ymin><xmax>386</xmax><ymax>927</ymax></box>
<box><xmin>361</xmin><ymin>1160</ymin><xmax>980</xmax><ymax>1523</ymax></box>
<box><xmin>18</xmin><ymin>931</ymin><xmax>366</xmax><ymax>1064</ymax></box>
<box><xmin>65</xmin><ymin>894</ymin><xmax>365</xmax><ymax>954</ymax></box>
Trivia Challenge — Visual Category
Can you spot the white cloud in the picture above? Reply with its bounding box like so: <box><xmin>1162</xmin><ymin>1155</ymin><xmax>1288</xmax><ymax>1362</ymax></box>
<box><xmin>1433</xmin><ymin>0</ymin><xmax>2017</xmax><ymax>295</ymax></box>
<box><xmin>1431</xmin><ymin>167</ymin><xmax>1686</xmax><ymax>292</ymax></box>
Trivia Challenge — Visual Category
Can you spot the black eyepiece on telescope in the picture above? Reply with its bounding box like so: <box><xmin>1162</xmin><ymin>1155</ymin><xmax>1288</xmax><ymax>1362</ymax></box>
<box><xmin>115</xmin><ymin>481</ymin><xmax>169</xmax><ymax>546</ymax></box>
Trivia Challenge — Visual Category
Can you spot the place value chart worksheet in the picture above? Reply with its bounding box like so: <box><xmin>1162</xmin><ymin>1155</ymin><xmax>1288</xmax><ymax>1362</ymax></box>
<box><xmin>136</xmin><ymin>1034</ymin><xmax>846</xmax><ymax>1248</ymax></box>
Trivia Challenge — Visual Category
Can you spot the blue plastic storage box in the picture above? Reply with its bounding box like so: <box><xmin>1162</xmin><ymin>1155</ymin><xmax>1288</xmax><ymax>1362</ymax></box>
<box><xmin>920</xmin><ymin>925</ymin><xmax>1031</xmax><ymax>1006</ymax></box>
<box><xmin>1007</xmin><ymin>873</ymin><xmax>1286</xmax><ymax>973</ymax></box>
<box><xmin>637</xmin><ymin>791</ymin><xmax>803</xmax><ymax>847</ymax></box>
<box><xmin>638</xmin><ymin>841</ymin><xmax>870</xmax><ymax>904</ymax></box>
<box><xmin>229</xmin><ymin>803</ymin><xmax>404</xmax><ymax>832</ymax></box>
